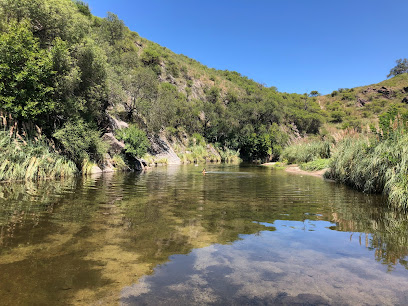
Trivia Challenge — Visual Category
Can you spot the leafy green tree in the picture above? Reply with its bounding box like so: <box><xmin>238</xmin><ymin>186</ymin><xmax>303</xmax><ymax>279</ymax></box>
<box><xmin>75</xmin><ymin>39</ymin><xmax>109</xmax><ymax>121</ymax></box>
<box><xmin>74</xmin><ymin>0</ymin><xmax>91</xmax><ymax>17</ymax></box>
<box><xmin>0</xmin><ymin>21</ymin><xmax>54</xmax><ymax>123</ymax></box>
<box><xmin>309</xmin><ymin>90</ymin><xmax>320</xmax><ymax>97</ymax></box>
<box><xmin>123</xmin><ymin>67</ymin><xmax>158</xmax><ymax>120</ymax></box>
<box><xmin>101</xmin><ymin>12</ymin><xmax>125</xmax><ymax>45</ymax></box>
<box><xmin>0</xmin><ymin>0</ymin><xmax>89</xmax><ymax>45</ymax></box>
<box><xmin>387</xmin><ymin>58</ymin><xmax>408</xmax><ymax>78</ymax></box>
<box><xmin>146</xmin><ymin>83</ymin><xmax>181</xmax><ymax>133</ymax></box>
<box><xmin>116</xmin><ymin>125</ymin><xmax>150</xmax><ymax>157</ymax></box>
<box><xmin>141</xmin><ymin>48</ymin><xmax>161</xmax><ymax>75</ymax></box>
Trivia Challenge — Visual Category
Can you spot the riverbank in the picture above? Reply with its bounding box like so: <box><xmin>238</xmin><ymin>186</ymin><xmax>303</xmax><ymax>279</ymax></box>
<box><xmin>285</xmin><ymin>165</ymin><xmax>328</xmax><ymax>178</ymax></box>
<box><xmin>261</xmin><ymin>162</ymin><xmax>327</xmax><ymax>178</ymax></box>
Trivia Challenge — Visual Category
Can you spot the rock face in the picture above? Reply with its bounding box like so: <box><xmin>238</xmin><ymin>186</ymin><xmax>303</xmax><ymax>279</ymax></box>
<box><xmin>125</xmin><ymin>153</ymin><xmax>145</xmax><ymax>171</ymax></box>
<box><xmin>107</xmin><ymin>114</ymin><xmax>129</xmax><ymax>131</ymax></box>
<box><xmin>206</xmin><ymin>144</ymin><xmax>222</xmax><ymax>161</ymax></box>
<box><xmin>377</xmin><ymin>86</ymin><xmax>392</xmax><ymax>97</ymax></box>
<box><xmin>102</xmin><ymin>133</ymin><xmax>125</xmax><ymax>155</ymax></box>
<box><xmin>90</xmin><ymin>165</ymin><xmax>103</xmax><ymax>174</ymax></box>
<box><xmin>149</xmin><ymin>134</ymin><xmax>181</xmax><ymax>165</ymax></box>
<box><xmin>356</xmin><ymin>97</ymin><xmax>367</xmax><ymax>107</ymax></box>
<box><xmin>362</xmin><ymin>87</ymin><xmax>376</xmax><ymax>95</ymax></box>
<box><xmin>362</xmin><ymin>86</ymin><xmax>393</xmax><ymax>99</ymax></box>
<box><xmin>102</xmin><ymin>153</ymin><xmax>115</xmax><ymax>173</ymax></box>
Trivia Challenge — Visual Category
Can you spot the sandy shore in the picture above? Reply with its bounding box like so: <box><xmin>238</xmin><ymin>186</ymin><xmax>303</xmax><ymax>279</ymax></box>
<box><xmin>261</xmin><ymin>163</ymin><xmax>327</xmax><ymax>178</ymax></box>
<box><xmin>284</xmin><ymin>165</ymin><xmax>327</xmax><ymax>178</ymax></box>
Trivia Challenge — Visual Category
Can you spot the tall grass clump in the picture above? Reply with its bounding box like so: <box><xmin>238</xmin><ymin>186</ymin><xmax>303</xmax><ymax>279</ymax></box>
<box><xmin>281</xmin><ymin>139</ymin><xmax>332</xmax><ymax>164</ymax></box>
<box><xmin>324</xmin><ymin>136</ymin><xmax>389</xmax><ymax>193</ymax></box>
<box><xmin>325</xmin><ymin>111</ymin><xmax>408</xmax><ymax>210</ymax></box>
<box><xmin>217</xmin><ymin>147</ymin><xmax>241</xmax><ymax>163</ymax></box>
<box><xmin>0</xmin><ymin>131</ymin><xmax>77</xmax><ymax>181</ymax></box>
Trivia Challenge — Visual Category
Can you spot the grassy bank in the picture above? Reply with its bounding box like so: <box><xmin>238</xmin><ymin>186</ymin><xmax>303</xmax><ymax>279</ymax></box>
<box><xmin>280</xmin><ymin>119</ymin><xmax>408</xmax><ymax>210</ymax></box>
<box><xmin>325</xmin><ymin>132</ymin><xmax>408</xmax><ymax>210</ymax></box>
<box><xmin>0</xmin><ymin>131</ymin><xmax>77</xmax><ymax>182</ymax></box>
<box><xmin>281</xmin><ymin>139</ymin><xmax>332</xmax><ymax>164</ymax></box>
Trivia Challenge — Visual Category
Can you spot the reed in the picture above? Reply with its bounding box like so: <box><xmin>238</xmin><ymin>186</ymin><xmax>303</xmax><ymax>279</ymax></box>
<box><xmin>0</xmin><ymin>131</ymin><xmax>77</xmax><ymax>182</ymax></box>
<box><xmin>281</xmin><ymin>139</ymin><xmax>332</xmax><ymax>164</ymax></box>
<box><xmin>325</xmin><ymin>132</ymin><xmax>408</xmax><ymax>210</ymax></box>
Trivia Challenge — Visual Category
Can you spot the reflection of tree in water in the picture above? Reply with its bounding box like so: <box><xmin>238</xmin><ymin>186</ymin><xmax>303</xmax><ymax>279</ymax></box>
<box><xmin>0</xmin><ymin>172</ymin><xmax>127</xmax><ymax>247</ymax></box>
<box><xmin>328</xmin><ymin>193</ymin><xmax>408</xmax><ymax>271</ymax></box>
<box><xmin>1</xmin><ymin>167</ymin><xmax>408</xmax><ymax>304</ymax></box>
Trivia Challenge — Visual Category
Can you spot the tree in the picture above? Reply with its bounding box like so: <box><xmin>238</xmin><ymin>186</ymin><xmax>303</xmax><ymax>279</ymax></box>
<box><xmin>116</xmin><ymin>125</ymin><xmax>150</xmax><ymax>158</ymax></box>
<box><xmin>387</xmin><ymin>58</ymin><xmax>408</xmax><ymax>78</ymax></box>
<box><xmin>0</xmin><ymin>21</ymin><xmax>55</xmax><ymax>123</ymax></box>
<box><xmin>101</xmin><ymin>12</ymin><xmax>125</xmax><ymax>45</ymax></box>
<box><xmin>0</xmin><ymin>0</ymin><xmax>90</xmax><ymax>45</ymax></box>
<box><xmin>309</xmin><ymin>90</ymin><xmax>320</xmax><ymax>97</ymax></box>
<box><xmin>123</xmin><ymin>67</ymin><xmax>158</xmax><ymax>120</ymax></box>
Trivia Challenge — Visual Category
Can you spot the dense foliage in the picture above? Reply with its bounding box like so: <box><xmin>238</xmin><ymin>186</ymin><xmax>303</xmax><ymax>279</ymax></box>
<box><xmin>116</xmin><ymin>125</ymin><xmax>149</xmax><ymax>158</ymax></box>
<box><xmin>0</xmin><ymin>0</ymin><xmax>328</xmax><ymax>166</ymax></box>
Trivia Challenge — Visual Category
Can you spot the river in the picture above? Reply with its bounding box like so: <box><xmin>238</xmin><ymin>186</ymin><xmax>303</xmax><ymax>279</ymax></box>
<box><xmin>1</xmin><ymin>164</ymin><xmax>408</xmax><ymax>305</ymax></box>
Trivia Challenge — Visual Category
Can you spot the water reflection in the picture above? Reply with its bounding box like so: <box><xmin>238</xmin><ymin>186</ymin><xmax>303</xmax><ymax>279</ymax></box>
<box><xmin>0</xmin><ymin>165</ymin><xmax>407</xmax><ymax>304</ymax></box>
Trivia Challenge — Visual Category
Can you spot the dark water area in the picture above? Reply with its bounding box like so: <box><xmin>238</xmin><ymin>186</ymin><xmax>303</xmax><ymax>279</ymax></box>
<box><xmin>1</xmin><ymin>164</ymin><xmax>408</xmax><ymax>305</ymax></box>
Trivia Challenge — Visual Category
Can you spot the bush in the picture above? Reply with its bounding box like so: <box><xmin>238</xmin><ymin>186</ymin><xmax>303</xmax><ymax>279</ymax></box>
<box><xmin>112</xmin><ymin>154</ymin><xmax>128</xmax><ymax>170</ymax></box>
<box><xmin>53</xmin><ymin>120</ymin><xmax>107</xmax><ymax>166</ymax></box>
<box><xmin>116</xmin><ymin>125</ymin><xmax>150</xmax><ymax>158</ymax></box>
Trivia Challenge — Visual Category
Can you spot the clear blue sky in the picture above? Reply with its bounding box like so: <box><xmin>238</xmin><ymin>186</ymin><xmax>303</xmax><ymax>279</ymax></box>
<box><xmin>85</xmin><ymin>0</ymin><xmax>408</xmax><ymax>94</ymax></box>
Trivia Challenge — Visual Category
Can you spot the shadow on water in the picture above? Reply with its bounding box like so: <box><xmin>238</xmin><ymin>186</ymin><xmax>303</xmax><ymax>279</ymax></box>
<box><xmin>0</xmin><ymin>164</ymin><xmax>408</xmax><ymax>304</ymax></box>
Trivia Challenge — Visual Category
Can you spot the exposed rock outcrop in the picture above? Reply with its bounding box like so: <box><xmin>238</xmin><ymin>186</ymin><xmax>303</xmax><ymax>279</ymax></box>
<box><xmin>356</xmin><ymin>97</ymin><xmax>367</xmax><ymax>107</ymax></box>
<box><xmin>362</xmin><ymin>86</ymin><xmax>393</xmax><ymax>99</ymax></box>
<box><xmin>149</xmin><ymin>134</ymin><xmax>181</xmax><ymax>165</ymax></box>
<box><xmin>125</xmin><ymin>153</ymin><xmax>145</xmax><ymax>171</ymax></box>
<box><xmin>377</xmin><ymin>86</ymin><xmax>392</xmax><ymax>98</ymax></box>
<box><xmin>107</xmin><ymin>115</ymin><xmax>129</xmax><ymax>131</ymax></box>
<box><xmin>102</xmin><ymin>153</ymin><xmax>115</xmax><ymax>173</ymax></box>
<box><xmin>90</xmin><ymin>165</ymin><xmax>103</xmax><ymax>174</ymax></box>
<box><xmin>102</xmin><ymin>133</ymin><xmax>125</xmax><ymax>155</ymax></box>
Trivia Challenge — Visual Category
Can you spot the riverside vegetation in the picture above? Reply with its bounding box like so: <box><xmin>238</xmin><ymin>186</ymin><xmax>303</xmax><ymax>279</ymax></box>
<box><xmin>2</xmin><ymin>0</ymin><xmax>408</xmax><ymax>208</ymax></box>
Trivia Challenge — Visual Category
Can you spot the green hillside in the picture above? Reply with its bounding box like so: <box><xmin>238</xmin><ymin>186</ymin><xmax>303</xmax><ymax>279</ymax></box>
<box><xmin>318</xmin><ymin>73</ymin><xmax>408</xmax><ymax>131</ymax></box>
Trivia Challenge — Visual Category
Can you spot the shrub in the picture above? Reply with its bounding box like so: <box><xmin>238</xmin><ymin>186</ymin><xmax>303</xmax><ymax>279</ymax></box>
<box><xmin>116</xmin><ymin>125</ymin><xmax>150</xmax><ymax>158</ymax></box>
<box><xmin>53</xmin><ymin>120</ymin><xmax>107</xmax><ymax>166</ymax></box>
<box><xmin>112</xmin><ymin>154</ymin><xmax>128</xmax><ymax>170</ymax></box>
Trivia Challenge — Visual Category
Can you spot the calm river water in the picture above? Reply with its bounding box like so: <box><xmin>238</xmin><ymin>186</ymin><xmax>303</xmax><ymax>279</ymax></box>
<box><xmin>1</xmin><ymin>164</ymin><xmax>408</xmax><ymax>305</ymax></box>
